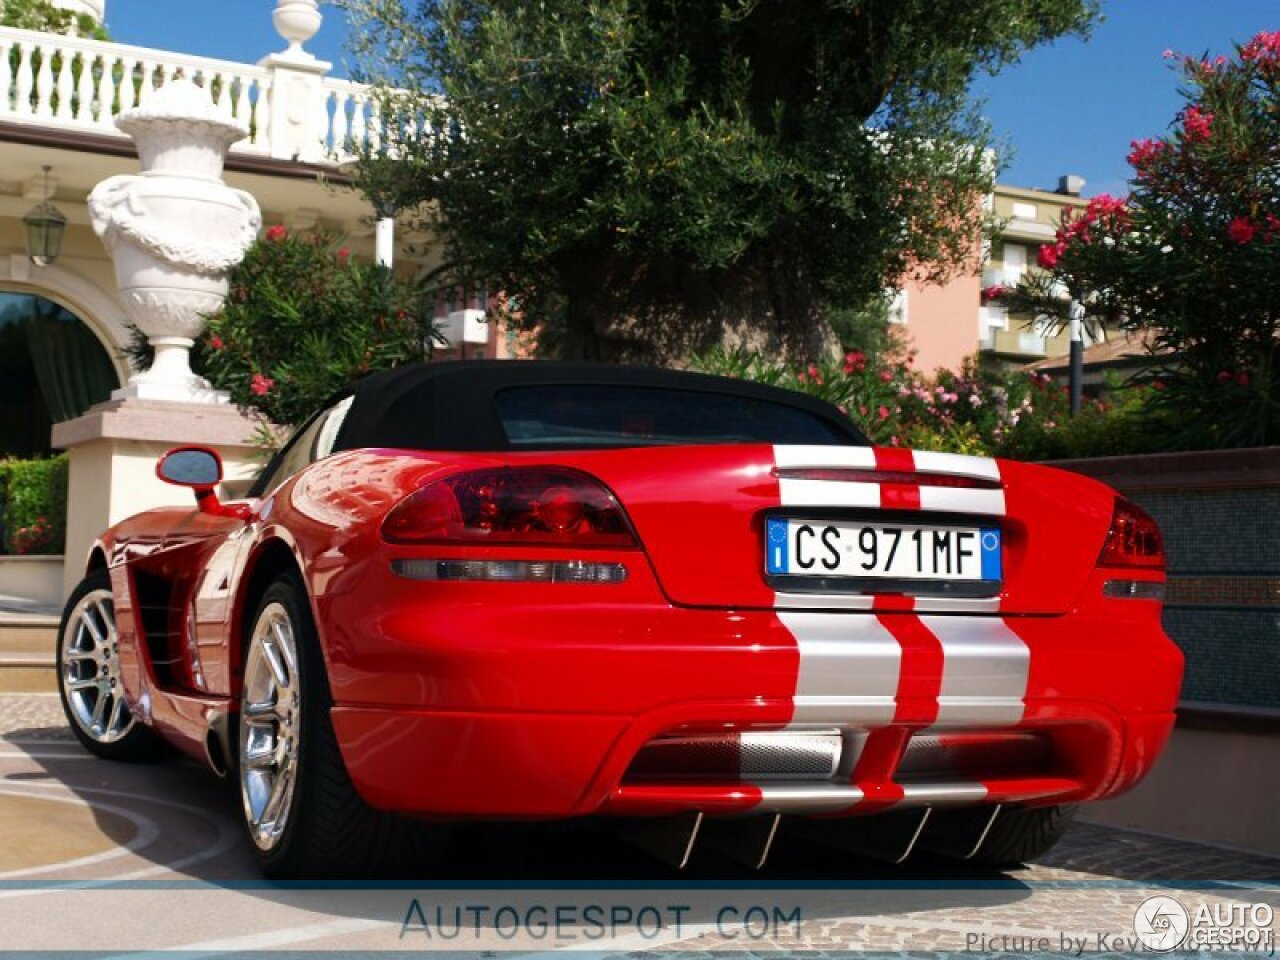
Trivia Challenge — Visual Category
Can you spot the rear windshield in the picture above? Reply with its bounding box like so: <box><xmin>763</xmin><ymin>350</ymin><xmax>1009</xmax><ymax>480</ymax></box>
<box><xmin>495</xmin><ymin>384</ymin><xmax>855</xmax><ymax>448</ymax></box>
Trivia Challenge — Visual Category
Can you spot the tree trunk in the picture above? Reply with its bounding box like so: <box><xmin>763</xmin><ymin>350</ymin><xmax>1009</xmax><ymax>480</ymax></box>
<box><xmin>559</xmin><ymin>296</ymin><xmax>603</xmax><ymax>361</ymax></box>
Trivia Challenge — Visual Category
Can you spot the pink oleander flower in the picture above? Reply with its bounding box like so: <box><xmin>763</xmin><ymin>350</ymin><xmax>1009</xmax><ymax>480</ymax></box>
<box><xmin>250</xmin><ymin>373</ymin><xmax>275</xmax><ymax>396</ymax></box>
<box><xmin>1242</xmin><ymin>31</ymin><xmax>1280</xmax><ymax>65</ymax></box>
<box><xmin>1127</xmin><ymin>138</ymin><xmax>1166</xmax><ymax>172</ymax></box>
<box><xmin>1181</xmin><ymin>106</ymin><xmax>1213</xmax><ymax>142</ymax></box>
<box><xmin>1085</xmin><ymin>193</ymin><xmax>1129</xmax><ymax>221</ymax></box>
<box><xmin>264</xmin><ymin>224</ymin><xmax>288</xmax><ymax>243</ymax></box>
<box><xmin>981</xmin><ymin>284</ymin><xmax>1006</xmax><ymax>301</ymax></box>
<box><xmin>209</xmin><ymin>335</ymin><xmax>224</xmax><ymax>350</ymax></box>
<box><xmin>1037</xmin><ymin>243</ymin><xmax>1061</xmax><ymax>270</ymax></box>
<box><xmin>877</xmin><ymin>405</ymin><xmax>890</xmax><ymax>421</ymax></box>
<box><xmin>1228</xmin><ymin>216</ymin><xmax>1257</xmax><ymax>245</ymax></box>
<box><xmin>842</xmin><ymin>350</ymin><xmax>867</xmax><ymax>375</ymax></box>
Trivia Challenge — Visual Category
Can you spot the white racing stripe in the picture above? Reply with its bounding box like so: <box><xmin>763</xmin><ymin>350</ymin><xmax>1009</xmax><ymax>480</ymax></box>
<box><xmin>771</xmin><ymin>446</ymin><xmax>1024</xmax><ymax>735</ymax></box>
<box><xmin>774</xmin><ymin>445</ymin><xmax>880</xmax><ymax>511</ymax></box>
<box><xmin>776</xmin><ymin>611</ymin><xmax>900</xmax><ymax>727</ymax></box>
<box><xmin>774</xmin><ymin>592</ymin><xmax>876</xmax><ymax>610</ymax></box>
<box><xmin>911</xmin><ymin>450</ymin><xmax>1002</xmax><ymax>481</ymax></box>
<box><xmin>776</xmin><ymin>478</ymin><xmax>880</xmax><ymax>509</ymax></box>
<box><xmin>910</xmin><ymin>596</ymin><xmax>1001</xmax><ymax>614</ymax></box>
<box><xmin>773</xmin><ymin>445</ymin><xmax>879</xmax><ymax>470</ymax></box>
<box><xmin>919</xmin><ymin>615</ymin><xmax>1029</xmax><ymax>727</ymax></box>
<box><xmin>768</xmin><ymin>445</ymin><xmax>1008</xmax><ymax>611</ymax></box>
<box><xmin>917</xmin><ymin>486</ymin><xmax>1006</xmax><ymax>515</ymax></box>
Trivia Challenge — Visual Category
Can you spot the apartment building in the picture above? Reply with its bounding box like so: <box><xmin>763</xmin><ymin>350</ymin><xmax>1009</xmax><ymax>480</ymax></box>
<box><xmin>899</xmin><ymin>178</ymin><xmax>1094</xmax><ymax>374</ymax></box>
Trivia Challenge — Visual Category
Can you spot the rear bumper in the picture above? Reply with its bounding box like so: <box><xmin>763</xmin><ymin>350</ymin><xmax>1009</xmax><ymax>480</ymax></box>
<box><xmin>323</xmin><ymin>576</ymin><xmax>1182</xmax><ymax>820</ymax></box>
<box><xmin>329</xmin><ymin>700</ymin><xmax>1176</xmax><ymax>819</ymax></box>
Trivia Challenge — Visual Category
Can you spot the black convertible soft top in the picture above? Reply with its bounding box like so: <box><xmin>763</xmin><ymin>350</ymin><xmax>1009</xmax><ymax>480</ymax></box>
<box><xmin>330</xmin><ymin>360</ymin><xmax>866</xmax><ymax>453</ymax></box>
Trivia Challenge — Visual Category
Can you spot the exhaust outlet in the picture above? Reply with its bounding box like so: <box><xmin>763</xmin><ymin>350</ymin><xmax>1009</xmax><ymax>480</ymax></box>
<box><xmin>203</xmin><ymin>712</ymin><xmax>232</xmax><ymax>779</ymax></box>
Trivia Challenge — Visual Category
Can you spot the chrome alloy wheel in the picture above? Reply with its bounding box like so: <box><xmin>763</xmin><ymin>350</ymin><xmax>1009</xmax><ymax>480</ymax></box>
<box><xmin>60</xmin><ymin>589</ymin><xmax>135</xmax><ymax>743</ymax></box>
<box><xmin>239</xmin><ymin>601</ymin><xmax>301</xmax><ymax>852</ymax></box>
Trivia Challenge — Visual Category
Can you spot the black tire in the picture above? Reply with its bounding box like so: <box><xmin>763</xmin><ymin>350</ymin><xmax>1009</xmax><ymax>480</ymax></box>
<box><xmin>57</xmin><ymin>570</ymin><xmax>163</xmax><ymax>762</ymax></box>
<box><xmin>968</xmin><ymin>804</ymin><xmax>1078</xmax><ymax>866</ymax></box>
<box><xmin>239</xmin><ymin>573</ymin><xmax>447</xmax><ymax>878</ymax></box>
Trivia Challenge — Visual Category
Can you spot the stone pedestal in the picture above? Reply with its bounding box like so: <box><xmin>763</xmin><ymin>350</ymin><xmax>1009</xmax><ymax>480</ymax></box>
<box><xmin>259</xmin><ymin>51</ymin><xmax>334</xmax><ymax>163</ymax></box>
<box><xmin>260</xmin><ymin>0</ymin><xmax>333</xmax><ymax>164</ymax></box>
<box><xmin>52</xmin><ymin>399</ymin><xmax>265</xmax><ymax>599</ymax></box>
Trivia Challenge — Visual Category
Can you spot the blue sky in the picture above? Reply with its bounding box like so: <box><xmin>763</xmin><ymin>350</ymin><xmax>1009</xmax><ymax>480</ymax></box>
<box><xmin>106</xmin><ymin>0</ymin><xmax>1275</xmax><ymax>198</ymax></box>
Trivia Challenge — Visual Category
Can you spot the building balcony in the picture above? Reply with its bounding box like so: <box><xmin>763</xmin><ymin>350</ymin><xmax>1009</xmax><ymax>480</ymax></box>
<box><xmin>0</xmin><ymin>24</ymin><xmax>381</xmax><ymax>166</ymax></box>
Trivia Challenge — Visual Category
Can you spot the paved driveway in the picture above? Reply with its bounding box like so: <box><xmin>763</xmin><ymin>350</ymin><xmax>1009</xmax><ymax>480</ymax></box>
<box><xmin>2</xmin><ymin>691</ymin><xmax>1277</xmax><ymax>955</ymax></box>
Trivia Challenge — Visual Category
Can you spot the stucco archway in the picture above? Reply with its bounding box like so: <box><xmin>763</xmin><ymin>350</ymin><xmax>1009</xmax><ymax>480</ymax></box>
<box><xmin>0</xmin><ymin>258</ymin><xmax>133</xmax><ymax>386</ymax></box>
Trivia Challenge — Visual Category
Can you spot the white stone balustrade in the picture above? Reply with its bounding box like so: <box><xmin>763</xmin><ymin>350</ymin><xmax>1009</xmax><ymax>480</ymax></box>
<box><xmin>0</xmin><ymin>24</ymin><xmax>382</xmax><ymax>164</ymax></box>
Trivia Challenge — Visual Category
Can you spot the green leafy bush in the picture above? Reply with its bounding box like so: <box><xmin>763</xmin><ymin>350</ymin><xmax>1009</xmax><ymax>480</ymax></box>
<box><xmin>201</xmin><ymin>227</ymin><xmax>443</xmax><ymax>430</ymax></box>
<box><xmin>1</xmin><ymin>0</ymin><xmax>107</xmax><ymax>38</ymax></box>
<box><xmin>0</xmin><ymin>455</ymin><xmax>68</xmax><ymax>555</ymax></box>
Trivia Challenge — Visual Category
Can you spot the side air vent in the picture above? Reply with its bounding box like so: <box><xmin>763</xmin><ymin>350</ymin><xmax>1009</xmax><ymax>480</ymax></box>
<box><xmin>131</xmin><ymin>568</ymin><xmax>180</xmax><ymax>687</ymax></box>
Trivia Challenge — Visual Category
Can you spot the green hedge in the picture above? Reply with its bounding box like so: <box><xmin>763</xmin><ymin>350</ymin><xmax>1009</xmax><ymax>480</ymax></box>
<box><xmin>0</xmin><ymin>455</ymin><xmax>68</xmax><ymax>555</ymax></box>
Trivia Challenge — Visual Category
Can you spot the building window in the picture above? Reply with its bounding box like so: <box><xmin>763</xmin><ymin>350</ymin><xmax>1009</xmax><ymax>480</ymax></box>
<box><xmin>1012</xmin><ymin>201</ymin><xmax>1038</xmax><ymax>220</ymax></box>
<box><xmin>1002</xmin><ymin>243</ymin><xmax>1027</xmax><ymax>285</ymax></box>
<box><xmin>888</xmin><ymin>288</ymin><xmax>908</xmax><ymax>325</ymax></box>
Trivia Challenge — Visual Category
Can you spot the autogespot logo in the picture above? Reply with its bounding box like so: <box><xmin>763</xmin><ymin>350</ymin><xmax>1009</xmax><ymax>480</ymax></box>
<box><xmin>1134</xmin><ymin>895</ymin><xmax>1191</xmax><ymax>952</ymax></box>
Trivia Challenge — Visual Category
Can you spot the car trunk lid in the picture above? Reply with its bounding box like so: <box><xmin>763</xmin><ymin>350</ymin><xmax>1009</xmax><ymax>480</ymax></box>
<box><xmin>550</xmin><ymin>444</ymin><xmax>1115</xmax><ymax>615</ymax></box>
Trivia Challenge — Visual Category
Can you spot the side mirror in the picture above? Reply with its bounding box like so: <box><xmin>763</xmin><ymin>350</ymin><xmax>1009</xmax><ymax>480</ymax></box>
<box><xmin>157</xmin><ymin>446</ymin><xmax>222</xmax><ymax>489</ymax></box>
<box><xmin>156</xmin><ymin>447</ymin><xmax>247</xmax><ymax>519</ymax></box>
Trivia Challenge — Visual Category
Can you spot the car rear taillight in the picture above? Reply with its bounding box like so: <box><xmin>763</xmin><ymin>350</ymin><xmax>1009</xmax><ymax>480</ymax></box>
<box><xmin>1098</xmin><ymin>498</ymin><xmax>1164</xmax><ymax>570</ymax></box>
<box><xmin>381</xmin><ymin>467</ymin><xmax>638</xmax><ymax>548</ymax></box>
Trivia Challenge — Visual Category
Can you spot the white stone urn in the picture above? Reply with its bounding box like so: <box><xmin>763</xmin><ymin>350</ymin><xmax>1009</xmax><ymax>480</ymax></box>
<box><xmin>273</xmin><ymin>0</ymin><xmax>323</xmax><ymax>57</ymax></box>
<box><xmin>88</xmin><ymin>78</ymin><xmax>262</xmax><ymax>404</ymax></box>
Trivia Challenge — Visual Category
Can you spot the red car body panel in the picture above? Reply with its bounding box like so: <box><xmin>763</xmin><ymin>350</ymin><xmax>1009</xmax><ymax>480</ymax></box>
<box><xmin>89</xmin><ymin>439</ymin><xmax>1183</xmax><ymax>823</ymax></box>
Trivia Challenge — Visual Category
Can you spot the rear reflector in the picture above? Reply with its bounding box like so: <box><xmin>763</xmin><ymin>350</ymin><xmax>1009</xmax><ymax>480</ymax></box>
<box><xmin>774</xmin><ymin>468</ymin><xmax>1001</xmax><ymax>490</ymax></box>
<box><xmin>1098</xmin><ymin>498</ymin><xmax>1165</xmax><ymax>570</ymax></box>
<box><xmin>392</xmin><ymin>558</ymin><xmax>628</xmax><ymax>583</ymax></box>
<box><xmin>1103</xmin><ymin>579</ymin><xmax>1165</xmax><ymax>600</ymax></box>
<box><xmin>382</xmin><ymin>467</ymin><xmax>637</xmax><ymax>548</ymax></box>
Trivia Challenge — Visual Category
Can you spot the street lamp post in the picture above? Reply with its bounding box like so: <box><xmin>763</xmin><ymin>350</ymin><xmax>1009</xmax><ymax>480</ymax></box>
<box><xmin>1068</xmin><ymin>298</ymin><xmax>1085</xmax><ymax>416</ymax></box>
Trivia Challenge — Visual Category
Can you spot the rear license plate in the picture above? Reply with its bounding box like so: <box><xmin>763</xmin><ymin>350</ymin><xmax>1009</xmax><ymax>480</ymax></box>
<box><xmin>765</xmin><ymin>518</ymin><xmax>1001</xmax><ymax>582</ymax></box>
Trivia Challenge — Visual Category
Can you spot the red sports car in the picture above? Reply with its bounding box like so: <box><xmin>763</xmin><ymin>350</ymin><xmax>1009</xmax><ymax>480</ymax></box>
<box><xmin>58</xmin><ymin>361</ymin><xmax>1183</xmax><ymax>876</ymax></box>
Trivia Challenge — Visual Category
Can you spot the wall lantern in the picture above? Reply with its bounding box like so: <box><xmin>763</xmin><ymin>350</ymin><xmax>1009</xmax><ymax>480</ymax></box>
<box><xmin>24</xmin><ymin>166</ymin><xmax>68</xmax><ymax>267</ymax></box>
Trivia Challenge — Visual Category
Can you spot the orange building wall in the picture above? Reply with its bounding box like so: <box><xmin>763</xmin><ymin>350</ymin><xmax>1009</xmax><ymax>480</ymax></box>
<box><xmin>901</xmin><ymin>272</ymin><xmax>981</xmax><ymax>375</ymax></box>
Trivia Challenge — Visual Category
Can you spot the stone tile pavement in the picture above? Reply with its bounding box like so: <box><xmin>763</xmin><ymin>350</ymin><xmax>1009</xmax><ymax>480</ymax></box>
<box><xmin>1</xmin><ymin>690</ymin><xmax>1276</xmax><ymax>956</ymax></box>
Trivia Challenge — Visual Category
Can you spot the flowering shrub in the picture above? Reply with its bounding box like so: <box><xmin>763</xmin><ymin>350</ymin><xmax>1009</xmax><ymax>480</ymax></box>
<box><xmin>0</xmin><ymin>455</ymin><xmax>68</xmax><ymax>556</ymax></box>
<box><xmin>10</xmin><ymin>517</ymin><xmax>52</xmax><ymax>555</ymax></box>
<box><xmin>1000</xmin><ymin>32</ymin><xmax>1280</xmax><ymax>449</ymax></box>
<box><xmin>692</xmin><ymin>348</ymin><xmax>1159</xmax><ymax>459</ymax></box>
<box><xmin>201</xmin><ymin>228</ymin><xmax>442</xmax><ymax>430</ymax></box>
